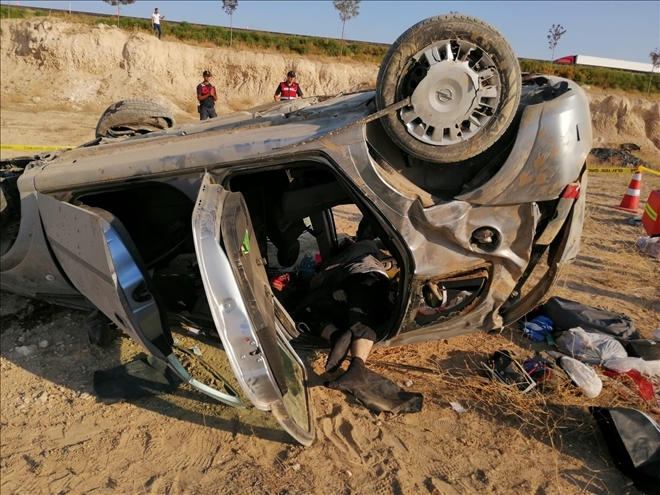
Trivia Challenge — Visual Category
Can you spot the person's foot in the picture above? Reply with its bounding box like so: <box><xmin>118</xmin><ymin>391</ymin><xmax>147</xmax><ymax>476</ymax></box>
<box><xmin>325</xmin><ymin>330</ymin><xmax>352</xmax><ymax>373</ymax></box>
<box><xmin>325</xmin><ymin>357</ymin><xmax>367</xmax><ymax>390</ymax></box>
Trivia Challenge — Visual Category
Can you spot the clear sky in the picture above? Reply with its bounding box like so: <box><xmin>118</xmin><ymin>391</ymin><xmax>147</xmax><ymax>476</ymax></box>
<box><xmin>10</xmin><ymin>1</ymin><xmax>660</xmax><ymax>64</ymax></box>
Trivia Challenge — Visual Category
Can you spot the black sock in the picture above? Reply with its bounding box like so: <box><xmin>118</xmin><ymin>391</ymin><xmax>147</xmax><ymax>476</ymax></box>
<box><xmin>325</xmin><ymin>357</ymin><xmax>367</xmax><ymax>390</ymax></box>
<box><xmin>325</xmin><ymin>330</ymin><xmax>352</xmax><ymax>373</ymax></box>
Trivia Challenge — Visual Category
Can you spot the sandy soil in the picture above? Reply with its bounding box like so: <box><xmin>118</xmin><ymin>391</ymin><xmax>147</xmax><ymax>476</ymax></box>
<box><xmin>1</xmin><ymin>15</ymin><xmax>660</xmax><ymax>495</ymax></box>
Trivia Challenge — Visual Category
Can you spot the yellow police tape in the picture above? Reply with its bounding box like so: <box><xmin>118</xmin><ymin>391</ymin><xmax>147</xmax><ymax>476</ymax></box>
<box><xmin>587</xmin><ymin>167</ymin><xmax>629</xmax><ymax>173</ymax></box>
<box><xmin>0</xmin><ymin>144</ymin><xmax>73</xmax><ymax>151</ymax></box>
<box><xmin>587</xmin><ymin>165</ymin><xmax>660</xmax><ymax>177</ymax></box>
<box><xmin>639</xmin><ymin>165</ymin><xmax>660</xmax><ymax>178</ymax></box>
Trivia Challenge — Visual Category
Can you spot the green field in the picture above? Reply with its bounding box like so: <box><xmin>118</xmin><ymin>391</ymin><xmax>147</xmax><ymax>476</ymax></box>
<box><xmin>2</xmin><ymin>6</ymin><xmax>658</xmax><ymax>94</ymax></box>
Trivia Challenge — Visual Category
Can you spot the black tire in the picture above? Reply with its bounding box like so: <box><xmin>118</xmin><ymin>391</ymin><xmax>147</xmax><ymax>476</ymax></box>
<box><xmin>376</xmin><ymin>14</ymin><xmax>521</xmax><ymax>164</ymax></box>
<box><xmin>95</xmin><ymin>99</ymin><xmax>175</xmax><ymax>138</ymax></box>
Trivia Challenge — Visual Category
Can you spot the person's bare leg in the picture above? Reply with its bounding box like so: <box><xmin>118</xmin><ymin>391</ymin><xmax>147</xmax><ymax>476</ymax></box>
<box><xmin>350</xmin><ymin>338</ymin><xmax>373</xmax><ymax>363</ymax></box>
<box><xmin>325</xmin><ymin>338</ymin><xmax>373</xmax><ymax>390</ymax></box>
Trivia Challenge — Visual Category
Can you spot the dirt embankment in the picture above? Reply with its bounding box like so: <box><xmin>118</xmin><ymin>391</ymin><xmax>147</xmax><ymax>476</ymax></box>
<box><xmin>587</xmin><ymin>92</ymin><xmax>660</xmax><ymax>156</ymax></box>
<box><xmin>2</xmin><ymin>16</ymin><xmax>659</xmax><ymax>162</ymax></box>
<box><xmin>0</xmin><ymin>18</ymin><xmax>378</xmax><ymax>117</ymax></box>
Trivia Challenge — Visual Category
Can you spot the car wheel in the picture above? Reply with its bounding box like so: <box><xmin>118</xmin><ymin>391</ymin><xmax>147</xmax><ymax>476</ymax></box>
<box><xmin>376</xmin><ymin>14</ymin><xmax>521</xmax><ymax>163</ymax></box>
<box><xmin>95</xmin><ymin>99</ymin><xmax>176</xmax><ymax>138</ymax></box>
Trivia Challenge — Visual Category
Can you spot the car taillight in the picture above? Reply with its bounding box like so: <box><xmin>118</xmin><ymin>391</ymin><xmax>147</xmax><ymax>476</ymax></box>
<box><xmin>561</xmin><ymin>183</ymin><xmax>580</xmax><ymax>199</ymax></box>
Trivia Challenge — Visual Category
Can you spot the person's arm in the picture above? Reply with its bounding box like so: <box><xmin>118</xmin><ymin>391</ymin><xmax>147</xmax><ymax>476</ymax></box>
<box><xmin>211</xmin><ymin>85</ymin><xmax>217</xmax><ymax>102</ymax></box>
<box><xmin>297</xmin><ymin>86</ymin><xmax>303</xmax><ymax>98</ymax></box>
<box><xmin>151</xmin><ymin>14</ymin><xmax>154</xmax><ymax>28</ymax></box>
<box><xmin>197</xmin><ymin>86</ymin><xmax>210</xmax><ymax>102</ymax></box>
<box><xmin>274</xmin><ymin>85</ymin><xmax>281</xmax><ymax>102</ymax></box>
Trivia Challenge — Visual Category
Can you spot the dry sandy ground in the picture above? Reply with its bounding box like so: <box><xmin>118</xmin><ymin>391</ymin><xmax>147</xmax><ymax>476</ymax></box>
<box><xmin>1</xmin><ymin>105</ymin><xmax>659</xmax><ymax>495</ymax></box>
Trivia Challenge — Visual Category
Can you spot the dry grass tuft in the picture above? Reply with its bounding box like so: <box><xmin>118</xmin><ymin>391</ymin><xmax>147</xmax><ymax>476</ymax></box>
<box><xmin>405</xmin><ymin>343</ymin><xmax>658</xmax><ymax>449</ymax></box>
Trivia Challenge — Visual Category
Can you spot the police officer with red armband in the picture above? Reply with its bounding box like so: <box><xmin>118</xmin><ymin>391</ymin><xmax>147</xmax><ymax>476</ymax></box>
<box><xmin>197</xmin><ymin>70</ymin><xmax>217</xmax><ymax>120</ymax></box>
<box><xmin>274</xmin><ymin>70</ymin><xmax>303</xmax><ymax>102</ymax></box>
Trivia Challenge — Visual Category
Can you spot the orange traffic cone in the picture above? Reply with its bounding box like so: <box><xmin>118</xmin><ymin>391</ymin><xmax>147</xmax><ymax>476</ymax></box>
<box><xmin>612</xmin><ymin>168</ymin><xmax>643</xmax><ymax>214</ymax></box>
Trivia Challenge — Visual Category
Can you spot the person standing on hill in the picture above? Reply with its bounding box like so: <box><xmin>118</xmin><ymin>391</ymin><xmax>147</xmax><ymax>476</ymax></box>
<box><xmin>151</xmin><ymin>8</ymin><xmax>164</xmax><ymax>40</ymax></box>
<box><xmin>274</xmin><ymin>71</ymin><xmax>303</xmax><ymax>101</ymax></box>
<box><xmin>197</xmin><ymin>70</ymin><xmax>218</xmax><ymax>120</ymax></box>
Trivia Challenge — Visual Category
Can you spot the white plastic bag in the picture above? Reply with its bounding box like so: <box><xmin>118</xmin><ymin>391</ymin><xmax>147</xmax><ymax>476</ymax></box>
<box><xmin>604</xmin><ymin>357</ymin><xmax>660</xmax><ymax>377</ymax></box>
<box><xmin>556</xmin><ymin>327</ymin><xmax>627</xmax><ymax>364</ymax></box>
<box><xmin>560</xmin><ymin>356</ymin><xmax>603</xmax><ymax>398</ymax></box>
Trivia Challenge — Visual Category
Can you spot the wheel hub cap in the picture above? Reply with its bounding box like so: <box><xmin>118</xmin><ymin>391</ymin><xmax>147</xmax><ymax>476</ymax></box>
<box><xmin>399</xmin><ymin>40</ymin><xmax>502</xmax><ymax>147</ymax></box>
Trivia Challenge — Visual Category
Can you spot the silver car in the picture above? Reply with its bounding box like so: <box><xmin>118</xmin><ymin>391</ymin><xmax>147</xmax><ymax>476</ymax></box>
<box><xmin>0</xmin><ymin>14</ymin><xmax>592</xmax><ymax>445</ymax></box>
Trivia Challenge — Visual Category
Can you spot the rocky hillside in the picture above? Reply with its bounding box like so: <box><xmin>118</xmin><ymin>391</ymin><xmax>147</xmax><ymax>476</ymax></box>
<box><xmin>1</xmin><ymin>17</ymin><xmax>658</xmax><ymax>158</ymax></box>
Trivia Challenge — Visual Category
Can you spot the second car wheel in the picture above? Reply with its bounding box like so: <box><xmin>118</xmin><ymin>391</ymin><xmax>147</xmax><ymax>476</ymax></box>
<box><xmin>95</xmin><ymin>99</ymin><xmax>175</xmax><ymax>138</ymax></box>
<box><xmin>376</xmin><ymin>14</ymin><xmax>522</xmax><ymax>164</ymax></box>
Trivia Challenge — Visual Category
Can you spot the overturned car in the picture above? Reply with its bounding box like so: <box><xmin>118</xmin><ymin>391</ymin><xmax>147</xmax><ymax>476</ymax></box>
<box><xmin>0</xmin><ymin>14</ymin><xmax>592</xmax><ymax>445</ymax></box>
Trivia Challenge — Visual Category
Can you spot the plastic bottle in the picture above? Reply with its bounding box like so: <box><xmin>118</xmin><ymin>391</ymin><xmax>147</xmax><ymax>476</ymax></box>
<box><xmin>298</xmin><ymin>255</ymin><xmax>316</xmax><ymax>279</ymax></box>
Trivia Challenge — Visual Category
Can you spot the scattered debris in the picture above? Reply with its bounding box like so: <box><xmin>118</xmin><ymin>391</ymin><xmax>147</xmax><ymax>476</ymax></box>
<box><xmin>14</xmin><ymin>345</ymin><xmax>38</xmax><ymax>357</ymax></box>
<box><xmin>620</xmin><ymin>143</ymin><xmax>641</xmax><ymax>151</ymax></box>
<box><xmin>602</xmin><ymin>368</ymin><xmax>656</xmax><ymax>400</ymax></box>
<box><xmin>636</xmin><ymin>236</ymin><xmax>660</xmax><ymax>259</ymax></box>
<box><xmin>345</xmin><ymin>470</ymin><xmax>353</xmax><ymax>478</ymax></box>
<box><xmin>347</xmin><ymin>366</ymin><xmax>423</xmax><ymax>414</ymax></box>
<box><xmin>38</xmin><ymin>340</ymin><xmax>49</xmax><ymax>348</ymax></box>
<box><xmin>555</xmin><ymin>327</ymin><xmax>627</xmax><ymax>365</ymax></box>
<box><xmin>590</xmin><ymin>407</ymin><xmax>660</xmax><ymax>494</ymax></box>
<box><xmin>189</xmin><ymin>345</ymin><xmax>203</xmax><ymax>357</ymax></box>
<box><xmin>481</xmin><ymin>350</ymin><xmax>536</xmax><ymax>393</ymax></box>
<box><xmin>404</xmin><ymin>380</ymin><xmax>413</xmax><ymax>387</ymax></box>
<box><xmin>450</xmin><ymin>402</ymin><xmax>467</xmax><ymax>413</ymax></box>
<box><xmin>542</xmin><ymin>296</ymin><xmax>637</xmax><ymax>339</ymax></box>
<box><xmin>558</xmin><ymin>356</ymin><xmax>602</xmax><ymax>398</ymax></box>
<box><xmin>589</xmin><ymin>148</ymin><xmax>648</xmax><ymax>168</ymax></box>
<box><xmin>522</xmin><ymin>315</ymin><xmax>554</xmax><ymax>342</ymax></box>
<box><xmin>625</xmin><ymin>339</ymin><xmax>660</xmax><ymax>361</ymax></box>
<box><xmin>291</xmin><ymin>463</ymin><xmax>301</xmax><ymax>472</ymax></box>
<box><xmin>183</xmin><ymin>325</ymin><xmax>201</xmax><ymax>336</ymax></box>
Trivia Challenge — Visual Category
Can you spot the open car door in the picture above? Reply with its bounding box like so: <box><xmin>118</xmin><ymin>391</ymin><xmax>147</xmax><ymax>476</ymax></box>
<box><xmin>36</xmin><ymin>193</ymin><xmax>244</xmax><ymax>408</ymax></box>
<box><xmin>192</xmin><ymin>172</ymin><xmax>315</xmax><ymax>446</ymax></box>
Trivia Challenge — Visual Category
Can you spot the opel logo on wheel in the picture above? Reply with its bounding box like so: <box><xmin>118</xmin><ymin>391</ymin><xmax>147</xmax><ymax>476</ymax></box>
<box><xmin>436</xmin><ymin>88</ymin><xmax>454</xmax><ymax>103</ymax></box>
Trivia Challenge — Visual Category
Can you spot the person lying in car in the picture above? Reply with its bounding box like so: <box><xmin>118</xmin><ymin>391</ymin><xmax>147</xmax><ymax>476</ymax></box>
<box><xmin>293</xmin><ymin>239</ymin><xmax>390</xmax><ymax>390</ymax></box>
